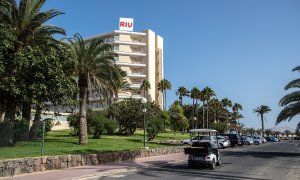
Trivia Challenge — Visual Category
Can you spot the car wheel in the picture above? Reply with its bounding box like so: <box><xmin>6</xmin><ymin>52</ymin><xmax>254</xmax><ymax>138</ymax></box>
<box><xmin>219</xmin><ymin>143</ymin><xmax>224</xmax><ymax>149</ymax></box>
<box><xmin>183</xmin><ymin>142</ymin><xmax>189</xmax><ymax>145</ymax></box>
<box><xmin>254</xmin><ymin>141</ymin><xmax>259</xmax><ymax>145</ymax></box>
<box><xmin>247</xmin><ymin>142</ymin><xmax>250</xmax><ymax>145</ymax></box>
<box><xmin>210</xmin><ymin>159</ymin><xmax>216</xmax><ymax>169</ymax></box>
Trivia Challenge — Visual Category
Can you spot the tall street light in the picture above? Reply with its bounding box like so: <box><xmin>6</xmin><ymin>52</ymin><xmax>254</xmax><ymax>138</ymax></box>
<box><xmin>141</xmin><ymin>97</ymin><xmax>147</xmax><ymax>148</ymax></box>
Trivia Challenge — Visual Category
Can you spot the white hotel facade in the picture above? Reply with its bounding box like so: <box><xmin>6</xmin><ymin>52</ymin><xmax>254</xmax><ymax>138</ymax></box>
<box><xmin>85</xmin><ymin>28</ymin><xmax>164</xmax><ymax>108</ymax></box>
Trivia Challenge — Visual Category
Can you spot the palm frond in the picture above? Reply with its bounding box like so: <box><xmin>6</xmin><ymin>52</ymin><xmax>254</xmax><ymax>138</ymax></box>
<box><xmin>284</xmin><ymin>78</ymin><xmax>300</xmax><ymax>90</ymax></box>
<box><xmin>276</xmin><ymin>102</ymin><xmax>300</xmax><ymax>125</ymax></box>
<box><xmin>292</xmin><ymin>66</ymin><xmax>300</xmax><ymax>72</ymax></box>
<box><xmin>279</xmin><ymin>91</ymin><xmax>300</xmax><ymax>106</ymax></box>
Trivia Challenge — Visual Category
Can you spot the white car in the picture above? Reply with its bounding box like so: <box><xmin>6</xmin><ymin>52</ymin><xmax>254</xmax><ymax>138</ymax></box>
<box><xmin>217</xmin><ymin>136</ymin><xmax>231</xmax><ymax>148</ymax></box>
<box><xmin>252</xmin><ymin>136</ymin><xmax>262</xmax><ymax>145</ymax></box>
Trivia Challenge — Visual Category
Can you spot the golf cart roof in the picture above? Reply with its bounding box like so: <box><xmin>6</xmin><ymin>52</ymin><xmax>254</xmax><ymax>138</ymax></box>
<box><xmin>189</xmin><ymin>129</ymin><xmax>217</xmax><ymax>133</ymax></box>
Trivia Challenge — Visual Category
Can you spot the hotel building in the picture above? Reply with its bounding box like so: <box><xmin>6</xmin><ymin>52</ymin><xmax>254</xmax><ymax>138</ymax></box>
<box><xmin>85</xmin><ymin>29</ymin><xmax>164</xmax><ymax>108</ymax></box>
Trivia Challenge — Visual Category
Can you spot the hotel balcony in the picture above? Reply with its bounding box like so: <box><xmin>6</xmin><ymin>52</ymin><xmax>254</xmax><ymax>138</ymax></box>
<box><xmin>118</xmin><ymin>94</ymin><xmax>143</xmax><ymax>99</ymax></box>
<box><xmin>115</xmin><ymin>61</ymin><xmax>146</xmax><ymax>68</ymax></box>
<box><xmin>105</xmin><ymin>39</ymin><xmax>146</xmax><ymax>47</ymax></box>
<box><xmin>129</xmin><ymin>83</ymin><xmax>141</xmax><ymax>89</ymax></box>
<box><xmin>127</xmin><ymin>73</ymin><xmax>146</xmax><ymax>78</ymax></box>
<box><xmin>115</xmin><ymin>51</ymin><xmax>146</xmax><ymax>57</ymax></box>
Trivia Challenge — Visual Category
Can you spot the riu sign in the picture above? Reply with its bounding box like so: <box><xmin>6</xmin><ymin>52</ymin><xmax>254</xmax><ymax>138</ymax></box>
<box><xmin>119</xmin><ymin>18</ymin><xmax>134</xmax><ymax>31</ymax></box>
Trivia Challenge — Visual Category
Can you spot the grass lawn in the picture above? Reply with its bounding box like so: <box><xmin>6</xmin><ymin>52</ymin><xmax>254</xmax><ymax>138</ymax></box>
<box><xmin>0</xmin><ymin>130</ymin><xmax>189</xmax><ymax>160</ymax></box>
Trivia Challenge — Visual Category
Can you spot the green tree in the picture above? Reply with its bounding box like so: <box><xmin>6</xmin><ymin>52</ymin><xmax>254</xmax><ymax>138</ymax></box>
<box><xmin>176</xmin><ymin>86</ymin><xmax>190</xmax><ymax>106</ymax></box>
<box><xmin>0</xmin><ymin>0</ymin><xmax>69</xmax><ymax>145</ymax></box>
<box><xmin>157</xmin><ymin>79</ymin><xmax>172</xmax><ymax>111</ymax></box>
<box><xmin>108</xmin><ymin>98</ymin><xmax>162</xmax><ymax>135</ymax></box>
<box><xmin>253</xmin><ymin>105</ymin><xmax>271</xmax><ymax>137</ymax></box>
<box><xmin>169</xmin><ymin>101</ymin><xmax>187</xmax><ymax>135</ymax></box>
<box><xmin>277</xmin><ymin>66</ymin><xmax>300</xmax><ymax>132</ymax></box>
<box><xmin>69</xmin><ymin>33</ymin><xmax>115</xmax><ymax>144</ymax></box>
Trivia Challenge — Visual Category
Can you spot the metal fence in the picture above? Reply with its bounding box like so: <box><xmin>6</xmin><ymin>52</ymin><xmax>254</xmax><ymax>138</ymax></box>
<box><xmin>0</xmin><ymin>120</ymin><xmax>46</xmax><ymax>160</ymax></box>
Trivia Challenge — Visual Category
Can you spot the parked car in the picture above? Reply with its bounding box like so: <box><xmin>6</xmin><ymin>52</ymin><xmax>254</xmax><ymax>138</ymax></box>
<box><xmin>252</xmin><ymin>136</ymin><xmax>262</xmax><ymax>145</ymax></box>
<box><xmin>217</xmin><ymin>136</ymin><xmax>231</xmax><ymax>148</ymax></box>
<box><xmin>265</xmin><ymin>136</ymin><xmax>272</xmax><ymax>142</ymax></box>
<box><xmin>218</xmin><ymin>134</ymin><xmax>242</xmax><ymax>147</ymax></box>
<box><xmin>261</xmin><ymin>137</ymin><xmax>267</xmax><ymax>143</ymax></box>
<box><xmin>270</xmin><ymin>136</ymin><xmax>279</xmax><ymax>142</ymax></box>
<box><xmin>241</xmin><ymin>136</ymin><xmax>254</xmax><ymax>145</ymax></box>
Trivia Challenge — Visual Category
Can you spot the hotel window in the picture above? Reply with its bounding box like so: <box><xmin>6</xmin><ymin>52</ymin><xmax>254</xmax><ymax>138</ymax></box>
<box><xmin>114</xmin><ymin>57</ymin><xmax>119</xmax><ymax>61</ymax></box>
<box><xmin>114</xmin><ymin>36</ymin><xmax>119</xmax><ymax>41</ymax></box>
<box><xmin>113</xmin><ymin>46</ymin><xmax>119</xmax><ymax>51</ymax></box>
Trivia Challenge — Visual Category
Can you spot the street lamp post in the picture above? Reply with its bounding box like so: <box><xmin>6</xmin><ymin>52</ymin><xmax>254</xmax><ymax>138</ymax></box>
<box><xmin>141</xmin><ymin>98</ymin><xmax>147</xmax><ymax>148</ymax></box>
<box><xmin>193</xmin><ymin>117</ymin><xmax>197</xmax><ymax>129</ymax></box>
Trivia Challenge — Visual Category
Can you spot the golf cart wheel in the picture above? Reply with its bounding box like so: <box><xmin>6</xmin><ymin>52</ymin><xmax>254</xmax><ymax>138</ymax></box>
<box><xmin>210</xmin><ymin>159</ymin><xmax>215</xmax><ymax>169</ymax></box>
<box><xmin>216</xmin><ymin>160</ymin><xmax>221</xmax><ymax>166</ymax></box>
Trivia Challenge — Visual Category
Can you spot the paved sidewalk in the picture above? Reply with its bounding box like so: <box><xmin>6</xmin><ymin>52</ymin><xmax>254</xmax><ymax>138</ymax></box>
<box><xmin>0</xmin><ymin>153</ymin><xmax>187</xmax><ymax>180</ymax></box>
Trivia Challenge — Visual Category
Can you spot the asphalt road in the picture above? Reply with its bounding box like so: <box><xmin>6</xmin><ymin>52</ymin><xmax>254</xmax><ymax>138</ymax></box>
<box><xmin>96</xmin><ymin>141</ymin><xmax>300</xmax><ymax>180</ymax></box>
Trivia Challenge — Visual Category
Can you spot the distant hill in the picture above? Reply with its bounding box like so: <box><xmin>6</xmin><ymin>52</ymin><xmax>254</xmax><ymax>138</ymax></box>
<box><xmin>271</xmin><ymin>126</ymin><xmax>295</xmax><ymax>132</ymax></box>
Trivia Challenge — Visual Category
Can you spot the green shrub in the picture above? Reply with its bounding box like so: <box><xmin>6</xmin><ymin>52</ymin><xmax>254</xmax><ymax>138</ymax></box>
<box><xmin>90</xmin><ymin>115</ymin><xmax>105</xmax><ymax>139</ymax></box>
<box><xmin>147</xmin><ymin>117</ymin><xmax>163</xmax><ymax>141</ymax></box>
<box><xmin>67</xmin><ymin>114</ymin><xmax>80</xmax><ymax>136</ymax></box>
<box><xmin>43</xmin><ymin>118</ymin><xmax>54</xmax><ymax>135</ymax></box>
<box><xmin>104</xmin><ymin>119</ymin><xmax>118</xmax><ymax>134</ymax></box>
<box><xmin>67</xmin><ymin>110</ymin><xmax>117</xmax><ymax>138</ymax></box>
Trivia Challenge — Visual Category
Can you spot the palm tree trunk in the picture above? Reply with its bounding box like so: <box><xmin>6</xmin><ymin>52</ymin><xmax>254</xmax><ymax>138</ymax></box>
<box><xmin>79</xmin><ymin>77</ymin><xmax>88</xmax><ymax>145</ymax></box>
<box><xmin>29</xmin><ymin>105</ymin><xmax>42</xmax><ymax>140</ymax></box>
<box><xmin>202</xmin><ymin>101</ymin><xmax>205</xmax><ymax>128</ymax></box>
<box><xmin>180</xmin><ymin>96</ymin><xmax>182</xmax><ymax>105</ymax></box>
<box><xmin>261</xmin><ymin>114</ymin><xmax>265</xmax><ymax>137</ymax></box>
<box><xmin>192</xmin><ymin>98</ymin><xmax>195</xmax><ymax>129</ymax></box>
<box><xmin>0</xmin><ymin>97</ymin><xmax>17</xmax><ymax>146</ymax></box>
<box><xmin>206</xmin><ymin>103</ymin><xmax>209</xmax><ymax>129</ymax></box>
<box><xmin>164</xmin><ymin>90</ymin><xmax>167</xmax><ymax>111</ymax></box>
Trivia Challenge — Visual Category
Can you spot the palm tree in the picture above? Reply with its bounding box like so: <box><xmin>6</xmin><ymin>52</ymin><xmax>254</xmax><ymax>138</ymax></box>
<box><xmin>141</xmin><ymin>79</ymin><xmax>151</xmax><ymax>100</ymax></box>
<box><xmin>176</xmin><ymin>86</ymin><xmax>190</xmax><ymax>105</ymax></box>
<box><xmin>232</xmin><ymin>103</ymin><xmax>243</xmax><ymax>124</ymax></box>
<box><xmin>221</xmin><ymin>98</ymin><xmax>232</xmax><ymax>132</ymax></box>
<box><xmin>157</xmin><ymin>79</ymin><xmax>172</xmax><ymax>110</ymax></box>
<box><xmin>0</xmin><ymin>0</ymin><xmax>65</xmax><ymax>145</ymax></box>
<box><xmin>106</xmin><ymin>65</ymin><xmax>129</xmax><ymax>106</ymax></box>
<box><xmin>277</xmin><ymin>66</ymin><xmax>300</xmax><ymax>132</ymax></box>
<box><xmin>208</xmin><ymin>98</ymin><xmax>221</xmax><ymax>124</ymax></box>
<box><xmin>69</xmin><ymin>33</ymin><xmax>115</xmax><ymax>144</ymax></box>
<box><xmin>190</xmin><ymin>87</ymin><xmax>200</xmax><ymax>128</ymax></box>
<box><xmin>203</xmin><ymin>87</ymin><xmax>215</xmax><ymax>129</ymax></box>
<box><xmin>198</xmin><ymin>90</ymin><xmax>206</xmax><ymax>128</ymax></box>
<box><xmin>253</xmin><ymin>105</ymin><xmax>271</xmax><ymax>137</ymax></box>
<box><xmin>265</xmin><ymin>129</ymin><xmax>273</xmax><ymax>136</ymax></box>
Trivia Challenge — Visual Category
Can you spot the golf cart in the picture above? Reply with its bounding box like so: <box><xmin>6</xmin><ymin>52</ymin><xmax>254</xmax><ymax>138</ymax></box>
<box><xmin>184</xmin><ymin>129</ymin><xmax>221</xmax><ymax>169</ymax></box>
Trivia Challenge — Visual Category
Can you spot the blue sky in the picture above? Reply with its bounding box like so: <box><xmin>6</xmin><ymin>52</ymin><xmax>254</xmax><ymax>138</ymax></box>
<box><xmin>44</xmin><ymin>0</ymin><xmax>300</xmax><ymax>131</ymax></box>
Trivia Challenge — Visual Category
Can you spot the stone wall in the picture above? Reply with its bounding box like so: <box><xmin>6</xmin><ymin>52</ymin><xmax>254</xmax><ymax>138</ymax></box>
<box><xmin>0</xmin><ymin>146</ymin><xmax>184</xmax><ymax>177</ymax></box>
